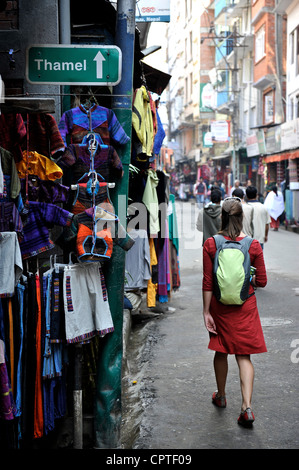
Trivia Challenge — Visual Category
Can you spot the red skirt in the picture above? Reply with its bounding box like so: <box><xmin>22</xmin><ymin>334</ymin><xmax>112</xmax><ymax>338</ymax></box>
<box><xmin>208</xmin><ymin>294</ymin><xmax>267</xmax><ymax>355</ymax></box>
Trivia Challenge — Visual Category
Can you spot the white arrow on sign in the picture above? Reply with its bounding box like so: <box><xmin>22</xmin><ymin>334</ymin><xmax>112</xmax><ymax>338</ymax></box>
<box><xmin>93</xmin><ymin>51</ymin><xmax>106</xmax><ymax>79</ymax></box>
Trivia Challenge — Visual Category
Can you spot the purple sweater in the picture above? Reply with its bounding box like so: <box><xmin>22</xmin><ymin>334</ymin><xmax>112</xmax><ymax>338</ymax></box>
<box><xmin>19</xmin><ymin>201</ymin><xmax>73</xmax><ymax>259</ymax></box>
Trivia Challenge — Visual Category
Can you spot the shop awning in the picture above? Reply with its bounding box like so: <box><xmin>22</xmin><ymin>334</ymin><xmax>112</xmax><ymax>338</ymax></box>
<box><xmin>212</xmin><ymin>154</ymin><xmax>230</xmax><ymax>160</ymax></box>
<box><xmin>141</xmin><ymin>62</ymin><xmax>171</xmax><ymax>95</ymax></box>
<box><xmin>1</xmin><ymin>97</ymin><xmax>56</xmax><ymax>113</ymax></box>
<box><xmin>263</xmin><ymin>148</ymin><xmax>299</xmax><ymax>163</ymax></box>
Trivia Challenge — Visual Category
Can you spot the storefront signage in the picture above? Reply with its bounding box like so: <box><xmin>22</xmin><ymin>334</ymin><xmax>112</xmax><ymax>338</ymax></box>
<box><xmin>26</xmin><ymin>45</ymin><xmax>122</xmax><ymax>86</ymax></box>
<box><xmin>281</xmin><ymin>118</ymin><xmax>299</xmax><ymax>150</ymax></box>
<box><xmin>136</xmin><ymin>0</ymin><xmax>170</xmax><ymax>22</ymax></box>
<box><xmin>246</xmin><ymin>133</ymin><xmax>259</xmax><ymax>157</ymax></box>
<box><xmin>200</xmin><ymin>83</ymin><xmax>216</xmax><ymax>112</ymax></box>
<box><xmin>211</xmin><ymin>120</ymin><xmax>230</xmax><ymax>142</ymax></box>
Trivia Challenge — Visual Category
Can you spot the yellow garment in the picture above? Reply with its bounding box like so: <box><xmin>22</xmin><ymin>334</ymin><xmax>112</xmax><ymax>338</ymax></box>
<box><xmin>132</xmin><ymin>85</ymin><xmax>154</xmax><ymax>156</ymax></box>
<box><xmin>16</xmin><ymin>150</ymin><xmax>63</xmax><ymax>181</ymax></box>
<box><xmin>147</xmin><ymin>237</ymin><xmax>158</xmax><ymax>307</ymax></box>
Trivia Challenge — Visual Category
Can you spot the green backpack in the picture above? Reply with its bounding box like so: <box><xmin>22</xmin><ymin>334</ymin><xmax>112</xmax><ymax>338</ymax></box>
<box><xmin>213</xmin><ymin>234</ymin><xmax>253</xmax><ymax>305</ymax></box>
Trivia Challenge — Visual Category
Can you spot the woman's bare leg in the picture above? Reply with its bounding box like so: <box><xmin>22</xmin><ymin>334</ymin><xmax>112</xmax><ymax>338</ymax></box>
<box><xmin>214</xmin><ymin>352</ymin><xmax>228</xmax><ymax>396</ymax></box>
<box><xmin>235</xmin><ymin>354</ymin><xmax>254</xmax><ymax>410</ymax></box>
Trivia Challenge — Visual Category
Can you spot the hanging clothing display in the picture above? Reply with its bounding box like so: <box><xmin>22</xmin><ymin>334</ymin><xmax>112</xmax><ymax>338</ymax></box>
<box><xmin>168</xmin><ymin>194</ymin><xmax>180</xmax><ymax>290</ymax></box>
<box><xmin>23</xmin><ymin>114</ymin><xmax>65</xmax><ymax>158</ymax></box>
<box><xmin>128</xmin><ymin>83</ymin><xmax>180</xmax><ymax>311</ymax></box>
<box><xmin>63</xmin><ymin>262</ymin><xmax>114</xmax><ymax>344</ymax></box>
<box><xmin>132</xmin><ymin>85</ymin><xmax>155</xmax><ymax>159</ymax></box>
<box><xmin>16</xmin><ymin>151</ymin><xmax>63</xmax><ymax>182</ymax></box>
<box><xmin>124</xmin><ymin>229</ymin><xmax>151</xmax><ymax>291</ymax></box>
<box><xmin>142</xmin><ymin>169</ymin><xmax>160</xmax><ymax>236</ymax></box>
<box><xmin>0</xmin><ymin>202</ymin><xmax>23</xmax><ymax>235</ymax></box>
<box><xmin>0</xmin><ymin>338</ymin><xmax>16</xmax><ymax>421</ymax></box>
<box><xmin>0</xmin><ymin>113</ymin><xmax>26</xmax><ymax>163</ymax></box>
<box><xmin>20</xmin><ymin>175</ymin><xmax>69</xmax><ymax>204</ymax></box>
<box><xmin>58</xmin><ymin>104</ymin><xmax>130</xmax><ymax>147</ymax></box>
<box><xmin>18</xmin><ymin>201</ymin><xmax>73</xmax><ymax>259</ymax></box>
<box><xmin>64</xmin><ymin>206</ymin><xmax>134</xmax><ymax>262</ymax></box>
<box><xmin>147</xmin><ymin>237</ymin><xmax>158</xmax><ymax>308</ymax></box>
<box><xmin>0</xmin><ymin>232</ymin><xmax>23</xmax><ymax>298</ymax></box>
<box><xmin>0</xmin><ymin>80</ymin><xmax>176</xmax><ymax>448</ymax></box>
<box><xmin>0</xmin><ymin>147</ymin><xmax>21</xmax><ymax>200</ymax></box>
<box><xmin>153</xmin><ymin>110</ymin><xmax>166</xmax><ymax>157</ymax></box>
<box><xmin>58</xmin><ymin>142</ymin><xmax>123</xmax><ymax>184</ymax></box>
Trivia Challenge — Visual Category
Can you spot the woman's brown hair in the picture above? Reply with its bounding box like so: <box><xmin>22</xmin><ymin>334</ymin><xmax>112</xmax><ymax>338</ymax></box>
<box><xmin>219</xmin><ymin>197</ymin><xmax>243</xmax><ymax>240</ymax></box>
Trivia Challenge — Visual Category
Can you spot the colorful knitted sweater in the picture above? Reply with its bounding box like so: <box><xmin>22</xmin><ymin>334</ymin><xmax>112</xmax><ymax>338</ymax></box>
<box><xmin>58</xmin><ymin>104</ymin><xmax>130</xmax><ymax>147</ymax></box>
<box><xmin>19</xmin><ymin>201</ymin><xmax>73</xmax><ymax>259</ymax></box>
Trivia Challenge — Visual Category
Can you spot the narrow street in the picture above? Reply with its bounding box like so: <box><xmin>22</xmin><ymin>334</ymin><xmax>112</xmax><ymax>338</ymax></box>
<box><xmin>122</xmin><ymin>200</ymin><xmax>299</xmax><ymax>450</ymax></box>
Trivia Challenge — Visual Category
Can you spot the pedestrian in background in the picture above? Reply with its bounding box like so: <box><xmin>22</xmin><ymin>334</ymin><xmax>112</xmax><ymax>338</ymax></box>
<box><xmin>232</xmin><ymin>188</ymin><xmax>254</xmax><ymax>237</ymax></box>
<box><xmin>264</xmin><ymin>185</ymin><xmax>285</xmax><ymax>231</ymax></box>
<box><xmin>202</xmin><ymin>197</ymin><xmax>267</xmax><ymax>427</ymax></box>
<box><xmin>196</xmin><ymin>189</ymin><xmax>222</xmax><ymax>245</ymax></box>
<box><xmin>230</xmin><ymin>179</ymin><xmax>245</xmax><ymax>196</ymax></box>
<box><xmin>246</xmin><ymin>186</ymin><xmax>270</xmax><ymax>249</ymax></box>
<box><xmin>194</xmin><ymin>177</ymin><xmax>207</xmax><ymax>209</ymax></box>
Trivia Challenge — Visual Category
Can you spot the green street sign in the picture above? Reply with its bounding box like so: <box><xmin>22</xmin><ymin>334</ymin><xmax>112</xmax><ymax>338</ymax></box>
<box><xmin>26</xmin><ymin>44</ymin><xmax>122</xmax><ymax>86</ymax></box>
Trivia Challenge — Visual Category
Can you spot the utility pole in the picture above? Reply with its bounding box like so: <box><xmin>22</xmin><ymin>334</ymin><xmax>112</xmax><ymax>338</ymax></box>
<box><xmin>232</xmin><ymin>21</ymin><xmax>239</xmax><ymax>182</ymax></box>
<box><xmin>94</xmin><ymin>0</ymin><xmax>135</xmax><ymax>449</ymax></box>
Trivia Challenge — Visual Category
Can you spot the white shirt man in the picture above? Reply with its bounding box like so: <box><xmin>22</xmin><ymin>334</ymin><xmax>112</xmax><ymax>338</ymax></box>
<box><xmin>246</xmin><ymin>186</ymin><xmax>271</xmax><ymax>248</ymax></box>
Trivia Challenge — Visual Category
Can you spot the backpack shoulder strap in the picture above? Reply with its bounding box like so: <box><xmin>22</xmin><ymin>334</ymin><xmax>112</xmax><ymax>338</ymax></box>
<box><xmin>213</xmin><ymin>234</ymin><xmax>226</xmax><ymax>250</ymax></box>
<box><xmin>239</xmin><ymin>236</ymin><xmax>253</xmax><ymax>251</ymax></box>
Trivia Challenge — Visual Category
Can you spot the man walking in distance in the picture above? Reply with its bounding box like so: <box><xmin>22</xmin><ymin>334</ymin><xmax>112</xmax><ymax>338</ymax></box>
<box><xmin>232</xmin><ymin>187</ymin><xmax>254</xmax><ymax>237</ymax></box>
<box><xmin>194</xmin><ymin>177</ymin><xmax>207</xmax><ymax>209</ymax></box>
<box><xmin>246</xmin><ymin>186</ymin><xmax>271</xmax><ymax>249</ymax></box>
<box><xmin>196</xmin><ymin>189</ymin><xmax>222</xmax><ymax>244</ymax></box>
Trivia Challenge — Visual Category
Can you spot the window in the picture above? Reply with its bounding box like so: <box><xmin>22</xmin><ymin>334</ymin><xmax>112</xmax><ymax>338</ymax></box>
<box><xmin>185</xmin><ymin>77</ymin><xmax>188</xmax><ymax>104</ymax></box>
<box><xmin>290</xmin><ymin>30</ymin><xmax>295</xmax><ymax>64</ymax></box>
<box><xmin>189</xmin><ymin>31</ymin><xmax>193</xmax><ymax>61</ymax></box>
<box><xmin>255</xmin><ymin>25</ymin><xmax>265</xmax><ymax>62</ymax></box>
<box><xmin>185</xmin><ymin>38</ymin><xmax>187</xmax><ymax>66</ymax></box>
<box><xmin>264</xmin><ymin>91</ymin><xmax>274</xmax><ymax>124</ymax></box>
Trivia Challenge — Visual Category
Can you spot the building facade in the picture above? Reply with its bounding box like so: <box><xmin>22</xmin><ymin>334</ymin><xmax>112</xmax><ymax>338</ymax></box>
<box><xmin>165</xmin><ymin>0</ymin><xmax>299</xmax><ymax>222</ymax></box>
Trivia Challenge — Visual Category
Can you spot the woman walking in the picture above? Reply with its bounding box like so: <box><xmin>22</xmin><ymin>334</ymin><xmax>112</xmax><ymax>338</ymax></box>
<box><xmin>264</xmin><ymin>185</ymin><xmax>285</xmax><ymax>231</ymax></box>
<box><xmin>202</xmin><ymin>197</ymin><xmax>267</xmax><ymax>427</ymax></box>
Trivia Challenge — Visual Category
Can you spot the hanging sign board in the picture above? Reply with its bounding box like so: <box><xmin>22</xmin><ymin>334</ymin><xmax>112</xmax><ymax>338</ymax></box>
<box><xmin>26</xmin><ymin>45</ymin><xmax>122</xmax><ymax>86</ymax></box>
<box><xmin>136</xmin><ymin>0</ymin><xmax>170</xmax><ymax>22</ymax></box>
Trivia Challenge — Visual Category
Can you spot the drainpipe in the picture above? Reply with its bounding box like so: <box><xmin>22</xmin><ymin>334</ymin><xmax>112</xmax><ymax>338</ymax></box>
<box><xmin>59</xmin><ymin>0</ymin><xmax>71</xmax><ymax>114</ymax></box>
<box><xmin>275</xmin><ymin>2</ymin><xmax>285</xmax><ymax>122</ymax></box>
<box><xmin>94</xmin><ymin>0</ymin><xmax>135</xmax><ymax>449</ymax></box>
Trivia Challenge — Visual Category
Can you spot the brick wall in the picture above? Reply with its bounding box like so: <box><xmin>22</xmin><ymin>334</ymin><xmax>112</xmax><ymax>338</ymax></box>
<box><xmin>0</xmin><ymin>1</ymin><xmax>18</xmax><ymax>30</ymax></box>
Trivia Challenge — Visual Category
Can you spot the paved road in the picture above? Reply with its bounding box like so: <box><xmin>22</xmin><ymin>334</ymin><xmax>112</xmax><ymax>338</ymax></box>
<box><xmin>123</xmin><ymin>200</ymin><xmax>299</xmax><ymax>450</ymax></box>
